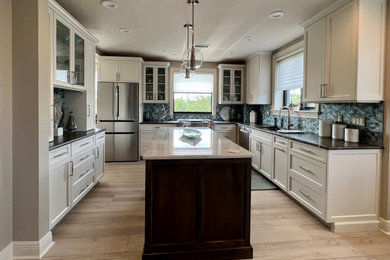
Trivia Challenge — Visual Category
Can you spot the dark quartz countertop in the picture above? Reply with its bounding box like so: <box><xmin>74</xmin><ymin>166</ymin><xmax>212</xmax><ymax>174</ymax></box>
<box><xmin>49</xmin><ymin>128</ymin><xmax>105</xmax><ymax>151</ymax></box>
<box><xmin>140</xmin><ymin>120</ymin><xmax>243</xmax><ymax>124</ymax></box>
<box><xmin>237</xmin><ymin>123</ymin><xmax>382</xmax><ymax>150</ymax></box>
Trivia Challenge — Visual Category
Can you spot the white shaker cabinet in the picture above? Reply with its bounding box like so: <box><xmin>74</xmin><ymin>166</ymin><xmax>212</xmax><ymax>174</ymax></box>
<box><xmin>249</xmin><ymin>129</ymin><xmax>272</xmax><ymax>180</ymax></box>
<box><xmin>217</xmin><ymin>64</ymin><xmax>245</xmax><ymax>104</ymax></box>
<box><xmin>85</xmin><ymin>41</ymin><xmax>96</xmax><ymax>129</ymax></box>
<box><xmin>97</xmin><ymin>57</ymin><xmax>143</xmax><ymax>83</ymax></box>
<box><xmin>272</xmin><ymin>136</ymin><xmax>288</xmax><ymax>191</ymax></box>
<box><xmin>143</xmin><ymin>62</ymin><xmax>170</xmax><ymax>103</ymax></box>
<box><xmin>245</xmin><ymin>53</ymin><xmax>271</xmax><ymax>104</ymax></box>
<box><xmin>249</xmin><ymin>137</ymin><xmax>260</xmax><ymax>171</ymax></box>
<box><xmin>303</xmin><ymin>0</ymin><xmax>386</xmax><ymax>102</ymax></box>
<box><xmin>95</xmin><ymin>132</ymin><xmax>105</xmax><ymax>182</ymax></box>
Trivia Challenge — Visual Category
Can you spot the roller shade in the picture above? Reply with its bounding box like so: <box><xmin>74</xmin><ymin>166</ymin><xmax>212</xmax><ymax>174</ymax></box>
<box><xmin>276</xmin><ymin>51</ymin><xmax>304</xmax><ymax>91</ymax></box>
<box><xmin>173</xmin><ymin>72</ymin><xmax>214</xmax><ymax>93</ymax></box>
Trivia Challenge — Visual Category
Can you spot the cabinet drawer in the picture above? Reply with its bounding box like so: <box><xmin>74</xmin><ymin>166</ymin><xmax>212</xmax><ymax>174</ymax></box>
<box><xmin>215</xmin><ymin>124</ymin><xmax>236</xmax><ymax>132</ymax></box>
<box><xmin>289</xmin><ymin>177</ymin><xmax>325</xmax><ymax>219</ymax></box>
<box><xmin>72</xmin><ymin>169</ymin><xmax>94</xmax><ymax>205</ymax></box>
<box><xmin>72</xmin><ymin>155</ymin><xmax>94</xmax><ymax>186</ymax></box>
<box><xmin>73</xmin><ymin>148</ymin><xmax>95</xmax><ymax>166</ymax></box>
<box><xmin>72</xmin><ymin>136</ymin><xmax>95</xmax><ymax>155</ymax></box>
<box><xmin>96</xmin><ymin>132</ymin><xmax>105</xmax><ymax>144</ymax></box>
<box><xmin>250</xmin><ymin>129</ymin><xmax>272</xmax><ymax>143</ymax></box>
<box><xmin>273</xmin><ymin>136</ymin><xmax>288</xmax><ymax>148</ymax></box>
<box><xmin>140</xmin><ymin>124</ymin><xmax>176</xmax><ymax>131</ymax></box>
<box><xmin>50</xmin><ymin>145</ymin><xmax>71</xmax><ymax>166</ymax></box>
<box><xmin>289</xmin><ymin>154</ymin><xmax>326</xmax><ymax>191</ymax></box>
<box><xmin>290</xmin><ymin>141</ymin><xmax>327</xmax><ymax>163</ymax></box>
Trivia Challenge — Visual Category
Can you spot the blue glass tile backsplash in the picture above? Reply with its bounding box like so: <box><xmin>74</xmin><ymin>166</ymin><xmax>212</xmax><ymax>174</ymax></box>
<box><xmin>143</xmin><ymin>102</ymin><xmax>383</xmax><ymax>145</ymax></box>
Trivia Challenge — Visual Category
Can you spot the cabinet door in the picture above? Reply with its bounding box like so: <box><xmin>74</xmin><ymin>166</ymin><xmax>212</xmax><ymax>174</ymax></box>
<box><xmin>54</xmin><ymin>16</ymin><xmax>71</xmax><ymax>85</ymax></box>
<box><xmin>118</xmin><ymin>61</ymin><xmax>139</xmax><ymax>82</ymax></box>
<box><xmin>156</xmin><ymin>67</ymin><xmax>167</xmax><ymax>102</ymax></box>
<box><xmin>303</xmin><ymin>17</ymin><xmax>326</xmax><ymax>102</ymax></box>
<box><xmin>85</xmin><ymin>42</ymin><xmax>95</xmax><ymax>129</ymax></box>
<box><xmin>259</xmin><ymin>141</ymin><xmax>272</xmax><ymax>179</ymax></box>
<box><xmin>73</xmin><ymin>32</ymin><xmax>85</xmax><ymax>87</ymax></box>
<box><xmin>95</xmin><ymin>143</ymin><xmax>105</xmax><ymax>182</ymax></box>
<box><xmin>221</xmin><ymin>69</ymin><xmax>232</xmax><ymax>103</ymax></box>
<box><xmin>49</xmin><ymin>162</ymin><xmax>71</xmax><ymax>228</ymax></box>
<box><xmin>273</xmin><ymin>146</ymin><xmax>288</xmax><ymax>190</ymax></box>
<box><xmin>246</xmin><ymin>57</ymin><xmax>257</xmax><ymax>104</ymax></box>
<box><xmin>98</xmin><ymin>61</ymin><xmax>117</xmax><ymax>82</ymax></box>
<box><xmin>249</xmin><ymin>138</ymin><xmax>259</xmax><ymax>170</ymax></box>
<box><xmin>326</xmin><ymin>1</ymin><xmax>357</xmax><ymax>101</ymax></box>
<box><xmin>232</xmin><ymin>69</ymin><xmax>243</xmax><ymax>103</ymax></box>
<box><xmin>144</xmin><ymin>66</ymin><xmax>154</xmax><ymax>102</ymax></box>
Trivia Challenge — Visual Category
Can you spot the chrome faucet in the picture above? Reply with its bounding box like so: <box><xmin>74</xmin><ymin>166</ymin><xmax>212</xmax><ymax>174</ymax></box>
<box><xmin>279</xmin><ymin>106</ymin><xmax>292</xmax><ymax>130</ymax></box>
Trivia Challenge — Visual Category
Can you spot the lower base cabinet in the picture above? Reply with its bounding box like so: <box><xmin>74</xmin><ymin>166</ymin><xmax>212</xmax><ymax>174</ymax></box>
<box><xmin>49</xmin><ymin>131</ymin><xmax>105</xmax><ymax>229</ymax></box>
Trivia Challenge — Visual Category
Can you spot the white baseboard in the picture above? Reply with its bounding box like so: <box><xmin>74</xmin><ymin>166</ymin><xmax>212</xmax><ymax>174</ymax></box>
<box><xmin>0</xmin><ymin>242</ymin><xmax>13</xmax><ymax>260</ymax></box>
<box><xmin>379</xmin><ymin>218</ymin><xmax>390</xmax><ymax>235</ymax></box>
<box><xmin>13</xmin><ymin>231</ymin><xmax>54</xmax><ymax>259</ymax></box>
<box><xmin>330</xmin><ymin>220</ymin><xmax>380</xmax><ymax>233</ymax></box>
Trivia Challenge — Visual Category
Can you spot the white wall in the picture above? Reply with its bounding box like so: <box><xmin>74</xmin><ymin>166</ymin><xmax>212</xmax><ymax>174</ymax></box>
<box><xmin>0</xmin><ymin>0</ymin><xmax>13</xmax><ymax>252</ymax></box>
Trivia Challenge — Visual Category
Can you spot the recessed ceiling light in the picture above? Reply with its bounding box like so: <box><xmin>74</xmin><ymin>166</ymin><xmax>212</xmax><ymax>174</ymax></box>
<box><xmin>243</xmin><ymin>36</ymin><xmax>254</xmax><ymax>42</ymax></box>
<box><xmin>268</xmin><ymin>11</ymin><xmax>285</xmax><ymax>19</ymax></box>
<box><xmin>119</xmin><ymin>28</ymin><xmax>131</xmax><ymax>33</ymax></box>
<box><xmin>100</xmin><ymin>0</ymin><xmax>118</xmax><ymax>9</ymax></box>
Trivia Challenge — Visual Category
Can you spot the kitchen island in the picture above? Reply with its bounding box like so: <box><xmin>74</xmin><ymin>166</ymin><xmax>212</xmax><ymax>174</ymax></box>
<box><xmin>142</xmin><ymin>127</ymin><xmax>253</xmax><ymax>260</ymax></box>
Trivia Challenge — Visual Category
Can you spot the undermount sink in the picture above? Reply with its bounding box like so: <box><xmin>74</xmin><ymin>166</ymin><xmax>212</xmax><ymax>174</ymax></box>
<box><xmin>277</xmin><ymin>129</ymin><xmax>305</xmax><ymax>134</ymax></box>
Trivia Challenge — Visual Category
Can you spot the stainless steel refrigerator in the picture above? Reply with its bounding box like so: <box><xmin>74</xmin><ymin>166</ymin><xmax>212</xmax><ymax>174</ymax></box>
<box><xmin>96</xmin><ymin>82</ymin><xmax>139</xmax><ymax>162</ymax></box>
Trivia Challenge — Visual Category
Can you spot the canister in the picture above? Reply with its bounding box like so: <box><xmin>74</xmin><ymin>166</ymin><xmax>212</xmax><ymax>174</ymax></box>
<box><xmin>319</xmin><ymin>120</ymin><xmax>333</xmax><ymax>137</ymax></box>
<box><xmin>332</xmin><ymin>124</ymin><xmax>347</xmax><ymax>140</ymax></box>
<box><xmin>250</xmin><ymin>111</ymin><xmax>257</xmax><ymax>123</ymax></box>
<box><xmin>344</xmin><ymin>128</ymin><xmax>359</xmax><ymax>143</ymax></box>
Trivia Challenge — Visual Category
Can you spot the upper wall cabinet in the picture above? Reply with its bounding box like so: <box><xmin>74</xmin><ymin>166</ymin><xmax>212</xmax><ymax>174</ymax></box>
<box><xmin>50</xmin><ymin>1</ymin><xmax>98</xmax><ymax>92</ymax></box>
<box><xmin>97</xmin><ymin>57</ymin><xmax>143</xmax><ymax>83</ymax></box>
<box><xmin>218</xmin><ymin>64</ymin><xmax>246</xmax><ymax>104</ymax></box>
<box><xmin>246</xmin><ymin>53</ymin><xmax>272</xmax><ymax>104</ymax></box>
<box><xmin>303</xmin><ymin>0</ymin><xmax>386</xmax><ymax>102</ymax></box>
<box><xmin>142</xmin><ymin>62</ymin><xmax>170</xmax><ymax>103</ymax></box>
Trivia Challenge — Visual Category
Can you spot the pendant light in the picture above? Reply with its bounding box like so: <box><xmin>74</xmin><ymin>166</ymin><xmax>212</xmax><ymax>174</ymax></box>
<box><xmin>182</xmin><ymin>0</ymin><xmax>203</xmax><ymax>71</ymax></box>
<box><xmin>181</xmin><ymin>24</ymin><xmax>195</xmax><ymax>78</ymax></box>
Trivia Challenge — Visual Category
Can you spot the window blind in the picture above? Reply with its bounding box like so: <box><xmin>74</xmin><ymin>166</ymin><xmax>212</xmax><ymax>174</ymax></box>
<box><xmin>276</xmin><ymin>51</ymin><xmax>304</xmax><ymax>91</ymax></box>
<box><xmin>173</xmin><ymin>73</ymin><xmax>213</xmax><ymax>93</ymax></box>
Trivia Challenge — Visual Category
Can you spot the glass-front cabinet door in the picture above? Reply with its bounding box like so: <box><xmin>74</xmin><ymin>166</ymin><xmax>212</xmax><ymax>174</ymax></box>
<box><xmin>143</xmin><ymin>62</ymin><xmax>169</xmax><ymax>103</ymax></box>
<box><xmin>218</xmin><ymin>64</ymin><xmax>245</xmax><ymax>104</ymax></box>
<box><xmin>222</xmin><ymin>69</ymin><xmax>232</xmax><ymax>103</ymax></box>
<box><xmin>74</xmin><ymin>33</ymin><xmax>85</xmax><ymax>86</ymax></box>
<box><xmin>233</xmin><ymin>69</ymin><xmax>242</xmax><ymax>103</ymax></box>
<box><xmin>55</xmin><ymin>19</ymin><xmax>71</xmax><ymax>84</ymax></box>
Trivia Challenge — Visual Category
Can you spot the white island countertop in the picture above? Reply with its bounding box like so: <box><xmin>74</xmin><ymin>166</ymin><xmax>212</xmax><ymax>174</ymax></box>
<box><xmin>143</xmin><ymin>127</ymin><xmax>253</xmax><ymax>160</ymax></box>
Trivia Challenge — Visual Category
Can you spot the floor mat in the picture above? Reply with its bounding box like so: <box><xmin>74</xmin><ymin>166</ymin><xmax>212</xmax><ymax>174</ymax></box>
<box><xmin>251</xmin><ymin>169</ymin><xmax>278</xmax><ymax>191</ymax></box>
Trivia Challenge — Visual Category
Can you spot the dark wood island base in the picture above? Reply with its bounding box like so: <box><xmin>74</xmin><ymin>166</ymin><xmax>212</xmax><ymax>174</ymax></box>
<box><xmin>142</xmin><ymin>158</ymin><xmax>253</xmax><ymax>260</ymax></box>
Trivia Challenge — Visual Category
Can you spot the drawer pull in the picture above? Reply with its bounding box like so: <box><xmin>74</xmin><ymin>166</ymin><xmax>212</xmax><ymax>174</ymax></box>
<box><xmin>256</xmin><ymin>142</ymin><xmax>261</xmax><ymax>151</ymax></box>
<box><xmin>300</xmin><ymin>148</ymin><xmax>316</xmax><ymax>155</ymax></box>
<box><xmin>299</xmin><ymin>189</ymin><xmax>313</xmax><ymax>201</ymax></box>
<box><xmin>97</xmin><ymin>135</ymin><xmax>104</xmax><ymax>140</ymax></box>
<box><xmin>299</xmin><ymin>165</ymin><xmax>315</xmax><ymax>175</ymax></box>
<box><xmin>79</xmin><ymin>185</ymin><xmax>89</xmax><ymax>195</ymax></box>
<box><xmin>80</xmin><ymin>142</ymin><xmax>90</xmax><ymax>147</ymax></box>
<box><xmin>277</xmin><ymin>141</ymin><xmax>286</xmax><ymax>146</ymax></box>
<box><xmin>69</xmin><ymin>161</ymin><xmax>74</xmax><ymax>176</ymax></box>
<box><xmin>275</xmin><ymin>147</ymin><xmax>286</xmax><ymax>153</ymax></box>
<box><xmin>79</xmin><ymin>155</ymin><xmax>90</xmax><ymax>163</ymax></box>
<box><xmin>154</xmin><ymin>127</ymin><xmax>160</xmax><ymax>129</ymax></box>
<box><xmin>54</xmin><ymin>152</ymin><xmax>67</xmax><ymax>158</ymax></box>
<box><xmin>79</xmin><ymin>169</ymin><xmax>89</xmax><ymax>179</ymax></box>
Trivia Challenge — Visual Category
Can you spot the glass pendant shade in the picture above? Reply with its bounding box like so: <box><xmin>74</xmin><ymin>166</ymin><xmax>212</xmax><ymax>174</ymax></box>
<box><xmin>182</xmin><ymin>47</ymin><xmax>203</xmax><ymax>70</ymax></box>
<box><xmin>180</xmin><ymin>62</ymin><xmax>195</xmax><ymax>78</ymax></box>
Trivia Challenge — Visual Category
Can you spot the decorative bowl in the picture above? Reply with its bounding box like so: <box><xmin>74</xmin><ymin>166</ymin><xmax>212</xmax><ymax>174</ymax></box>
<box><xmin>182</xmin><ymin>128</ymin><xmax>202</xmax><ymax>139</ymax></box>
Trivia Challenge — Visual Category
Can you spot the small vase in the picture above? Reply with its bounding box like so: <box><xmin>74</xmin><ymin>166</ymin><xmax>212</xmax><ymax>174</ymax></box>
<box><xmin>66</xmin><ymin>112</ymin><xmax>77</xmax><ymax>132</ymax></box>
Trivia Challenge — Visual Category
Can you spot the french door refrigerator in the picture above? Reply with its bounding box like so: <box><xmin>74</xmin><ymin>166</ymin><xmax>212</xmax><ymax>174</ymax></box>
<box><xmin>97</xmin><ymin>82</ymin><xmax>139</xmax><ymax>162</ymax></box>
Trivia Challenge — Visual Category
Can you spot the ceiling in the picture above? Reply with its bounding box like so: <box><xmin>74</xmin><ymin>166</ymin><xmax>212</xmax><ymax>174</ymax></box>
<box><xmin>55</xmin><ymin>0</ymin><xmax>337</xmax><ymax>63</ymax></box>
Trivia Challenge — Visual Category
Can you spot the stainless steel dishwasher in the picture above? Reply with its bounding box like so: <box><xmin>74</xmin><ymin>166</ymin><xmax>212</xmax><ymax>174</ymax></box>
<box><xmin>238</xmin><ymin>125</ymin><xmax>249</xmax><ymax>150</ymax></box>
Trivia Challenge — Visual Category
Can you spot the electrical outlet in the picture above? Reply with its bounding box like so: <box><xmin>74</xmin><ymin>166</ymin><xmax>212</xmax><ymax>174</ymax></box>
<box><xmin>351</xmin><ymin>116</ymin><xmax>365</xmax><ymax>127</ymax></box>
<box><xmin>266</xmin><ymin>111</ymin><xmax>270</xmax><ymax>116</ymax></box>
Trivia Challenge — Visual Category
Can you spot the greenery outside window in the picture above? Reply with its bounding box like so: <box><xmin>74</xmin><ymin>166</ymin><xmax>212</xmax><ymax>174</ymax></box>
<box><xmin>173</xmin><ymin>72</ymin><xmax>213</xmax><ymax>113</ymax></box>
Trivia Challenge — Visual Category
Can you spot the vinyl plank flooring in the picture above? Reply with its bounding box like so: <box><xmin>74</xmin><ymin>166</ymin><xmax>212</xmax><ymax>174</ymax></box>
<box><xmin>44</xmin><ymin>161</ymin><xmax>390</xmax><ymax>260</ymax></box>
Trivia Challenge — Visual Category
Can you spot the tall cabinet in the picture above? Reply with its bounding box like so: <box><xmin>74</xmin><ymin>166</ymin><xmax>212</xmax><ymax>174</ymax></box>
<box><xmin>142</xmin><ymin>62</ymin><xmax>170</xmax><ymax>103</ymax></box>
<box><xmin>245</xmin><ymin>53</ymin><xmax>272</xmax><ymax>104</ymax></box>
<box><xmin>217</xmin><ymin>64</ymin><xmax>245</xmax><ymax>104</ymax></box>
<box><xmin>303</xmin><ymin>0</ymin><xmax>386</xmax><ymax>102</ymax></box>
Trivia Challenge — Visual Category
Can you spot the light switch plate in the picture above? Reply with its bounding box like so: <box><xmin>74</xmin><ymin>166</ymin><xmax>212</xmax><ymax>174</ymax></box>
<box><xmin>351</xmin><ymin>116</ymin><xmax>365</xmax><ymax>127</ymax></box>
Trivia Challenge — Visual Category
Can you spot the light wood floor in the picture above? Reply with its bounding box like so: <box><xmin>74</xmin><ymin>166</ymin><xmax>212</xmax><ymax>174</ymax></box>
<box><xmin>44</xmin><ymin>162</ymin><xmax>390</xmax><ymax>260</ymax></box>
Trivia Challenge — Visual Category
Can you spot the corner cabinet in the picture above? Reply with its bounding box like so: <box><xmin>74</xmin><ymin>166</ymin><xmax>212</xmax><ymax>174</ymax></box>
<box><xmin>217</xmin><ymin>64</ymin><xmax>245</xmax><ymax>104</ymax></box>
<box><xmin>303</xmin><ymin>0</ymin><xmax>386</xmax><ymax>102</ymax></box>
<box><xmin>142</xmin><ymin>62</ymin><xmax>170</xmax><ymax>103</ymax></box>
<box><xmin>97</xmin><ymin>57</ymin><xmax>143</xmax><ymax>83</ymax></box>
<box><xmin>245</xmin><ymin>53</ymin><xmax>272</xmax><ymax>104</ymax></box>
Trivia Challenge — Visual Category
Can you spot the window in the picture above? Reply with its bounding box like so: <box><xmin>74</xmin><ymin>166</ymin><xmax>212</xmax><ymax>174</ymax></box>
<box><xmin>173</xmin><ymin>72</ymin><xmax>213</xmax><ymax>113</ymax></box>
<box><xmin>276</xmin><ymin>50</ymin><xmax>315</xmax><ymax>110</ymax></box>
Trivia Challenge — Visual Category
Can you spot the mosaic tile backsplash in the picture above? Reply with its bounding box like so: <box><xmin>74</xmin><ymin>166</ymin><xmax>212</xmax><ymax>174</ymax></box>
<box><xmin>143</xmin><ymin>102</ymin><xmax>383</xmax><ymax>145</ymax></box>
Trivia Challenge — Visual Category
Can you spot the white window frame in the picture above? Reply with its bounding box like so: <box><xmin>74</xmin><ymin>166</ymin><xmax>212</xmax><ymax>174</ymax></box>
<box><xmin>169</xmin><ymin>67</ymin><xmax>218</xmax><ymax>117</ymax></box>
<box><xmin>272</xmin><ymin>40</ymin><xmax>319</xmax><ymax>118</ymax></box>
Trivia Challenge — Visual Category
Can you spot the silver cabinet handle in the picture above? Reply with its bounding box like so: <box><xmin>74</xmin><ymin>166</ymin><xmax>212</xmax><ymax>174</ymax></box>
<box><xmin>79</xmin><ymin>155</ymin><xmax>90</xmax><ymax>163</ymax></box>
<box><xmin>54</xmin><ymin>151</ymin><xmax>67</xmax><ymax>158</ymax></box>
<box><xmin>277</xmin><ymin>141</ymin><xmax>286</xmax><ymax>146</ymax></box>
<box><xmin>69</xmin><ymin>161</ymin><xmax>74</xmax><ymax>176</ymax></box>
<box><xmin>79</xmin><ymin>184</ymin><xmax>89</xmax><ymax>195</ymax></box>
<box><xmin>299</xmin><ymin>165</ymin><xmax>315</xmax><ymax>175</ymax></box>
<box><xmin>95</xmin><ymin>147</ymin><xmax>100</xmax><ymax>159</ymax></box>
<box><xmin>299</xmin><ymin>189</ymin><xmax>313</xmax><ymax>201</ymax></box>
<box><xmin>300</xmin><ymin>148</ymin><xmax>316</xmax><ymax>155</ymax></box>
<box><xmin>116</xmin><ymin>72</ymin><xmax>120</xmax><ymax>81</ymax></box>
<box><xmin>323</xmin><ymin>84</ymin><xmax>327</xmax><ymax>98</ymax></box>
<box><xmin>256</xmin><ymin>142</ymin><xmax>261</xmax><ymax>151</ymax></box>
<box><xmin>275</xmin><ymin>147</ymin><xmax>286</xmax><ymax>153</ymax></box>
<box><xmin>79</xmin><ymin>169</ymin><xmax>89</xmax><ymax>179</ymax></box>
<box><xmin>87</xmin><ymin>105</ymin><xmax>91</xmax><ymax>116</ymax></box>
<box><xmin>80</xmin><ymin>142</ymin><xmax>90</xmax><ymax>147</ymax></box>
<box><xmin>320</xmin><ymin>84</ymin><xmax>324</xmax><ymax>98</ymax></box>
